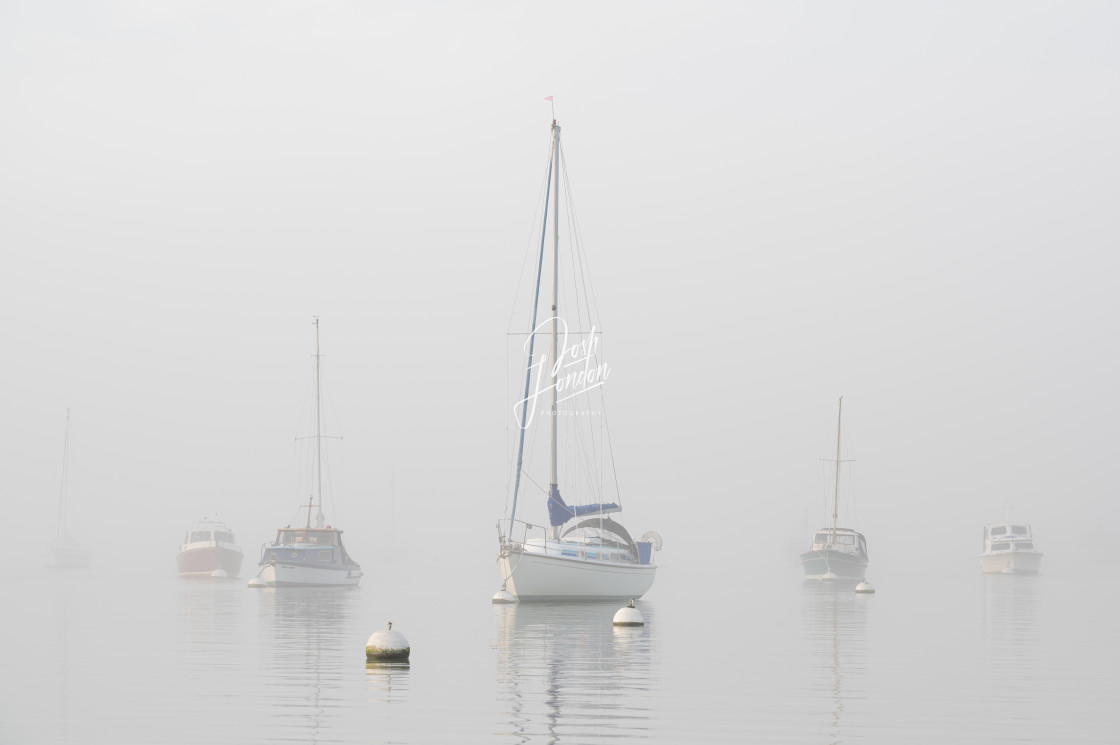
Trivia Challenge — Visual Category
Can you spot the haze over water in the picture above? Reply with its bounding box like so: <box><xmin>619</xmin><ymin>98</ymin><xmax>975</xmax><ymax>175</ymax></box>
<box><xmin>2</xmin><ymin>1</ymin><xmax>1118</xmax><ymax>743</ymax></box>
<box><xmin>4</xmin><ymin>557</ymin><xmax>1114</xmax><ymax>744</ymax></box>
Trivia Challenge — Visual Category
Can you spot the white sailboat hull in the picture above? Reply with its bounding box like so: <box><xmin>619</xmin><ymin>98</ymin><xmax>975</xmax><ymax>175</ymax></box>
<box><xmin>44</xmin><ymin>544</ymin><xmax>92</xmax><ymax>569</ymax></box>
<box><xmin>980</xmin><ymin>550</ymin><xmax>1043</xmax><ymax>575</ymax></box>
<box><xmin>498</xmin><ymin>550</ymin><xmax>656</xmax><ymax>601</ymax></box>
<box><xmin>258</xmin><ymin>562</ymin><xmax>362</xmax><ymax>587</ymax></box>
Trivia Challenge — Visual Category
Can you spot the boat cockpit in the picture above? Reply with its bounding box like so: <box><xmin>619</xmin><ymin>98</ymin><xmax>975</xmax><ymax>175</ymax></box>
<box><xmin>808</xmin><ymin>528</ymin><xmax>868</xmax><ymax>558</ymax></box>
<box><xmin>183</xmin><ymin>528</ymin><xmax>236</xmax><ymax>546</ymax></box>
<box><xmin>983</xmin><ymin>524</ymin><xmax>1037</xmax><ymax>552</ymax></box>
<box><xmin>274</xmin><ymin>528</ymin><xmax>341</xmax><ymax>546</ymax></box>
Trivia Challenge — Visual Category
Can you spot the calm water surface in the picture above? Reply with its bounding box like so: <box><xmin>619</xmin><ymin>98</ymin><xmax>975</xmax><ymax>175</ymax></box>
<box><xmin>2</xmin><ymin>561</ymin><xmax>1115</xmax><ymax>743</ymax></box>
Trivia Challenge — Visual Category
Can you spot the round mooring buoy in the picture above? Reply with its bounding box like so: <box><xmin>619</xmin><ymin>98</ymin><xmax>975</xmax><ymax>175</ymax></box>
<box><xmin>612</xmin><ymin>599</ymin><xmax>644</xmax><ymax>627</ymax></box>
<box><xmin>822</xmin><ymin>571</ymin><xmax>839</xmax><ymax>582</ymax></box>
<box><xmin>491</xmin><ymin>589</ymin><xmax>516</xmax><ymax>605</ymax></box>
<box><xmin>210</xmin><ymin>569</ymin><xmax>229</xmax><ymax>579</ymax></box>
<box><xmin>855</xmin><ymin>580</ymin><xmax>876</xmax><ymax>594</ymax></box>
<box><xmin>247</xmin><ymin>577</ymin><xmax>267</xmax><ymax>589</ymax></box>
<box><xmin>366</xmin><ymin>621</ymin><xmax>411</xmax><ymax>661</ymax></box>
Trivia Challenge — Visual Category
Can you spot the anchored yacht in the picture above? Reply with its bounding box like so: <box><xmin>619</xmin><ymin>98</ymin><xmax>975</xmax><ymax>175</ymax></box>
<box><xmin>800</xmin><ymin>397</ymin><xmax>869</xmax><ymax>582</ymax></box>
<box><xmin>980</xmin><ymin>523</ymin><xmax>1043</xmax><ymax>574</ymax></box>
<box><xmin>494</xmin><ymin>117</ymin><xmax>661</xmax><ymax>601</ymax></box>
<box><xmin>176</xmin><ymin>518</ymin><xmax>244</xmax><ymax>578</ymax></box>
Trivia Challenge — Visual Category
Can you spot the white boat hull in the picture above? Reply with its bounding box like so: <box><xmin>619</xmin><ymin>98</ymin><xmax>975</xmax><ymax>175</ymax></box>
<box><xmin>980</xmin><ymin>550</ymin><xmax>1043</xmax><ymax>575</ymax></box>
<box><xmin>498</xmin><ymin>550</ymin><xmax>656</xmax><ymax>601</ymax></box>
<box><xmin>258</xmin><ymin>562</ymin><xmax>362</xmax><ymax>587</ymax></box>
<box><xmin>45</xmin><ymin>544</ymin><xmax>92</xmax><ymax>569</ymax></box>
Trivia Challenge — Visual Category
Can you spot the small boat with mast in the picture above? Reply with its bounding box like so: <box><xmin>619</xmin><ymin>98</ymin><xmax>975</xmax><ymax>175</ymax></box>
<box><xmin>45</xmin><ymin>408</ymin><xmax>92</xmax><ymax>569</ymax></box>
<box><xmin>251</xmin><ymin>319</ymin><xmax>362</xmax><ymax>588</ymax></box>
<box><xmin>800</xmin><ymin>397</ymin><xmax>869</xmax><ymax>581</ymax></box>
<box><xmin>494</xmin><ymin>116</ymin><xmax>661</xmax><ymax>602</ymax></box>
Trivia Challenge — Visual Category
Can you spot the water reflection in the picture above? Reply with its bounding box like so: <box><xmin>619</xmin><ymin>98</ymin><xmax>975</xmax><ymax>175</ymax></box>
<box><xmin>802</xmin><ymin>583</ymin><xmax>869</xmax><ymax>745</ymax></box>
<box><xmin>365</xmin><ymin>660</ymin><xmax>411</xmax><ymax>704</ymax></box>
<box><xmin>253</xmin><ymin>587</ymin><xmax>361</xmax><ymax>744</ymax></box>
<box><xmin>493</xmin><ymin>602</ymin><xmax>658</xmax><ymax>744</ymax></box>
<box><xmin>981</xmin><ymin>574</ymin><xmax>1039</xmax><ymax>688</ymax></box>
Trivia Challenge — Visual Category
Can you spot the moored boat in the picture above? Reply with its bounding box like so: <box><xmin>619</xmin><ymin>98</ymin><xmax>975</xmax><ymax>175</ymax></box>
<box><xmin>257</xmin><ymin>525</ymin><xmax>361</xmax><ymax>586</ymax></box>
<box><xmin>176</xmin><ymin>518</ymin><xmax>244</xmax><ymax>578</ymax></box>
<box><xmin>494</xmin><ymin>116</ymin><xmax>660</xmax><ymax>601</ymax></box>
<box><xmin>800</xmin><ymin>397</ymin><xmax>869</xmax><ymax>582</ymax></box>
<box><xmin>801</xmin><ymin>527</ymin><xmax>869</xmax><ymax>581</ymax></box>
<box><xmin>252</xmin><ymin>318</ymin><xmax>362</xmax><ymax>588</ymax></box>
<box><xmin>980</xmin><ymin>523</ymin><xmax>1043</xmax><ymax>574</ymax></box>
<box><xmin>45</xmin><ymin>409</ymin><xmax>92</xmax><ymax>570</ymax></box>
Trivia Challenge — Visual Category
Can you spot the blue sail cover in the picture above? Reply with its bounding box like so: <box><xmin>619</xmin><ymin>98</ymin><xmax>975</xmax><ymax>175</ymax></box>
<box><xmin>547</xmin><ymin>485</ymin><xmax>619</xmax><ymax>527</ymax></box>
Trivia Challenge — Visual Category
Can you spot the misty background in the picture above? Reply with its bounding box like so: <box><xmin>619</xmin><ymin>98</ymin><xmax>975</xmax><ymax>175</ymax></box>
<box><xmin>2</xmin><ymin>1</ymin><xmax>1117</xmax><ymax>600</ymax></box>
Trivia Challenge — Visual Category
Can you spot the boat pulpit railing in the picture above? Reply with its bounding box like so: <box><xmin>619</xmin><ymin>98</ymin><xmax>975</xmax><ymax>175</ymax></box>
<box><xmin>497</xmin><ymin>518</ymin><xmax>548</xmax><ymax>550</ymax></box>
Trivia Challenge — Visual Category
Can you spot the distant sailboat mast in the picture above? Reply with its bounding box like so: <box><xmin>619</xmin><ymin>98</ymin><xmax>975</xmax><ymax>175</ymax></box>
<box><xmin>306</xmin><ymin>317</ymin><xmax>325</xmax><ymax>530</ymax></box>
<box><xmin>56</xmin><ymin>408</ymin><xmax>71</xmax><ymax>542</ymax></box>
<box><xmin>830</xmin><ymin>396</ymin><xmax>843</xmax><ymax>547</ymax></box>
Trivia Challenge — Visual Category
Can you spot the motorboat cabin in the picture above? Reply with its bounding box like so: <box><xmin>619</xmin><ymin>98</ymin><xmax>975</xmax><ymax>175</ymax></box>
<box><xmin>255</xmin><ymin>526</ymin><xmax>362</xmax><ymax>587</ymax></box>
<box><xmin>176</xmin><ymin>519</ymin><xmax>244</xmax><ymax>578</ymax></box>
<box><xmin>800</xmin><ymin>527</ymin><xmax>869</xmax><ymax>581</ymax></box>
<box><xmin>980</xmin><ymin>523</ymin><xmax>1043</xmax><ymax>574</ymax></box>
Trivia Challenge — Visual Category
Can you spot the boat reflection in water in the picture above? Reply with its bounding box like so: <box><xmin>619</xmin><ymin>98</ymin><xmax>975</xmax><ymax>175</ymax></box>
<box><xmin>982</xmin><ymin>573</ymin><xmax>1039</xmax><ymax>671</ymax></box>
<box><xmin>493</xmin><ymin>601</ymin><xmax>658</xmax><ymax>743</ymax></box>
<box><xmin>253</xmin><ymin>586</ymin><xmax>361</xmax><ymax>741</ymax></box>
<box><xmin>802</xmin><ymin>582</ymin><xmax>870</xmax><ymax>744</ymax></box>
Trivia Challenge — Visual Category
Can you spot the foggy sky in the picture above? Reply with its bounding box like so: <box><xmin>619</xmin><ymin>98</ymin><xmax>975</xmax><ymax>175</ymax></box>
<box><xmin>2</xmin><ymin>1</ymin><xmax>1118</xmax><ymax>589</ymax></box>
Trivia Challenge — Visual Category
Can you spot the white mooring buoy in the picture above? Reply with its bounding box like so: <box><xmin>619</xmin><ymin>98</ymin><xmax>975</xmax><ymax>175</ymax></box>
<box><xmin>854</xmin><ymin>580</ymin><xmax>876</xmax><ymax>594</ymax></box>
<box><xmin>210</xmin><ymin>569</ymin><xmax>229</xmax><ymax>579</ymax></box>
<box><xmin>247</xmin><ymin>576</ymin><xmax>267</xmax><ymax>589</ymax></box>
<box><xmin>366</xmin><ymin>621</ymin><xmax>411</xmax><ymax>661</ymax></box>
<box><xmin>613</xmin><ymin>599</ymin><xmax>644</xmax><ymax>627</ymax></box>
<box><xmin>822</xmin><ymin>571</ymin><xmax>840</xmax><ymax>582</ymax></box>
<box><xmin>491</xmin><ymin>589</ymin><xmax>516</xmax><ymax>604</ymax></box>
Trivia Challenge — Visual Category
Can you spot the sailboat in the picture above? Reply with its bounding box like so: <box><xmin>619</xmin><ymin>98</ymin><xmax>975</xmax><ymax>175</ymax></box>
<box><xmin>252</xmin><ymin>319</ymin><xmax>362</xmax><ymax>587</ymax></box>
<box><xmin>800</xmin><ymin>397</ymin><xmax>869</xmax><ymax>581</ymax></box>
<box><xmin>45</xmin><ymin>409</ymin><xmax>92</xmax><ymax>569</ymax></box>
<box><xmin>494</xmin><ymin>118</ymin><xmax>661</xmax><ymax>602</ymax></box>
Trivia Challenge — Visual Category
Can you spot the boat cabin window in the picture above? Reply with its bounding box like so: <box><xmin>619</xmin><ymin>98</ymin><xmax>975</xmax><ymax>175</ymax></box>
<box><xmin>278</xmin><ymin>530</ymin><xmax>336</xmax><ymax>546</ymax></box>
<box><xmin>813</xmin><ymin>532</ymin><xmax>855</xmax><ymax>545</ymax></box>
<box><xmin>991</xmin><ymin>542</ymin><xmax>1011</xmax><ymax>551</ymax></box>
<box><xmin>213</xmin><ymin>531</ymin><xmax>233</xmax><ymax>543</ymax></box>
<box><xmin>189</xmin><ymin>531</ymin><xmax>211</xmax><ymax>543</ymax></box>
<box><xmin>1012</xmin><ymin>525</ymin><xmax>1028</xmax><ymax>535</ymax></box>
<box><xmin>989</xmin><ymin>526</ymin><xmax>1007</xmax><ymax>536</ymax></box>
<box><xmin>1018</xmin><ymin>541</ymin><xmax>1034</xmax><ymax>550</ymax></box>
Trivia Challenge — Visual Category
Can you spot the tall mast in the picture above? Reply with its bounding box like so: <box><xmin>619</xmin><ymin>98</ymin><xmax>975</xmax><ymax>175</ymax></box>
<box><xmin>307</xmin><ymin>317</ymin><xmax>323</xmax><ymax>529</ymax></box>
<box><xmin>57</xmin><ymin>408</ymin><xmax>71</xmax><ymax>541</ymax></box>
<box><xmin>508</xmin><ymin>137</ymin><xmax>554</xmax><ymax>533</ymax></box>
<box><xmin>549</xmin><ymin>120</ymin><xmax>561</xmax><ymax>499</ymax></box>
<box><xmin>831</xmin><ymin>396</ymin><xmax>843</xmax><ymax>543</ymax></box>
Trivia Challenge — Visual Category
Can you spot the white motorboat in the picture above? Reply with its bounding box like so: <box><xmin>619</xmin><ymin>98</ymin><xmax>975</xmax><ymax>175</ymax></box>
<box><xmin>801</xmin><ymin>397</ymin><xmax>869</xmax><ymax>581</ymax></box>
<box><xmin>980</xmin><ymin>523</ymin><xmax>1043</xmax><ymax>574</ymax></box>
<box><xmin>494</xmin><ymin>117</ymin><xmax>660</xmax><ymax>602</ymax></box>
<box><xmin>177</xmin><ymin>517</ymin><xmax>244</xmax><ymax>578</ymax></box>
<box><xmin>45</xmin><ymin>409</ymin><xmax>92</xmax><ymax>570</ymax></box>
<box><xmin>252</xmin><ymin>319</ymin><xmax>362</xmax><ymax>587</ymax></box>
